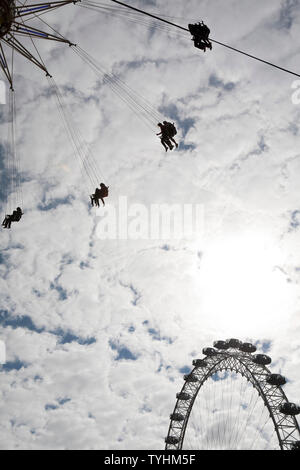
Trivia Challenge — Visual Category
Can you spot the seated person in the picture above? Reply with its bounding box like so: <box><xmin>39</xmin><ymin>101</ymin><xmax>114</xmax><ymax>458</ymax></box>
<box><xmin>163</xmin><ymin>121</ymin><xmax>178</xmax><ymax>148</ymax></box>
<box><xmin>188</xmin><ymin>22</ymin><xmax>212</xmax><ymax>51</ymax></box>
<box><xmin>157</xmin><ymin>123</ymin><xmax>174</xmax><ymax>152</ymax></box>
<box><xmin>90</xmin><ymin>183</ymin><xmax>109</xmax><ymax>207</ymax></box>
<box><xmin>2</xmin><ymin>207</ymin><xmax>23</xmax><ymax>229</ymax></box>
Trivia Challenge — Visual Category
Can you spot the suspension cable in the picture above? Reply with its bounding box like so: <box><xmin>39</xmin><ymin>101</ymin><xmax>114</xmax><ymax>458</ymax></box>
<box><xmin>2</xmin><ymin>46</ymin><xmax>23</xmax><ymax>217</ymax></box>
<box><xmin>71</xmin><ymin>45</ymin><xmax>164</xmax><ymax>131</ymax></box>
<box><xmin>79</xmin><ymin>1</ymin><xmax>188</xmax><ymax>39</ymax></box>
<box><xmin>47</xmin><ymin>75</ymin><xmax>108</xmax><ymax>192</ymax></box>
<box><xmin>108</xmin><ymin>0</ymin><xmax>300</xmax><ymax>79</ymax></box>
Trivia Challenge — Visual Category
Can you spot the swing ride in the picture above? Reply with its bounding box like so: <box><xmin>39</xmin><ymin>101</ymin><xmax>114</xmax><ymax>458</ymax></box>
<box><xmin>1</xmin><ymin>0</ymin><xmax>300</xmax><ymax>229</ymax></box>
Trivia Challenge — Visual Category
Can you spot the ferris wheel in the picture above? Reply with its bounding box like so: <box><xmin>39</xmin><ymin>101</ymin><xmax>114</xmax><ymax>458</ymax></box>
<box><xmin>165</xmin><ymin>338</ymin><xmax>300</xmax><ymax>450</ymax></box>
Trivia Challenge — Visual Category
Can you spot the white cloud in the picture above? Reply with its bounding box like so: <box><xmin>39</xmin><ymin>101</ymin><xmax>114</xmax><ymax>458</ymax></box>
<box><xmin>0</xmin><ymin>0</ymin><xmax>300</xmax><ymax>450</ymax></box>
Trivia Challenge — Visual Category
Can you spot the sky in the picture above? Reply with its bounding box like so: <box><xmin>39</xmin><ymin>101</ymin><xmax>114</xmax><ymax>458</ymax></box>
<box><xmin>0</xmin><ymin>0</ymin><xmax>300</xmax><ymax>450</ymax></box>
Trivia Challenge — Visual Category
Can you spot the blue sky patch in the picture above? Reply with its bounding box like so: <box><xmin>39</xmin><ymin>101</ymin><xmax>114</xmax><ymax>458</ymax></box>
<box><xmin>277</xmin><ymin>0</ymin><xmax>299</xmax><ymax>30</ymax></box>
<box><xmin>57</xmin><ymin>397</ymin><xmax>71</xmax><ymax>406</ymax></box>
<box><xmin>109</xmin><ymin>340</ymin><xmax>138</xmax><ymax>361</ymax></box>
<box><xmin>38</xmin><ymin>194</ymin><xmax>75</xmax><ymax>212</ymax></box>
<box><xmin>120</xmin><ymin>281</ymin><xmax>141</xmax><ymax>306</ymax></box>
<box><xmin>211</xmin><ymin>371</ymin><xmax>229</xmax><ymax>382</ymax></box>
<box><xmin>50</xmin><ymin>279</ymin><xmax>68</xmax><ymax>301</ymax></box>
<box><xmin>147</xmin><ymin>327</ymin><xmax>173</xmax><ymax>344</ymax></box>
<box><xmin>161</xmin><ymin>244</ymin><xmax>170</xmax><ymax>251</ymax></box>
<box><xmin>50</xmin><ymin>328</ymin><xmax>96</xmax><ymax>345</ymax></box>
<box><xmin>209</xmin><ymin>74</ymin><xmax>236</xmax><ymax>92</ymax></box>
<box><xmin>289</xmin><ymin>210</ymin><xmax>300</xmax><ymax>232</ymax></box>
<box><xmin>0</xmin><ymin>310</ymin><xmax>44</xmax><ymax>333</ymax></box>
<box><xmin>140</xmin><ymin>403</ymin><xmax>152</xmax><ymax>413</ymax></box>
<box><xmin>45</xmin><ymin>403</ymin><xmax>58</xmax><ymax>411</ymax></box>
<box><xmin>255</xmin><ymin>340</ymin><xmax>272</xmax><ymax>353</ymax></box>
<box><xmin>2</xmin><ymin>359</ymin><xmax>28</xmax><ymax>372</ymax></box>
<box><xmin>179</xmin><ymin>366</ymin><xmax>190</xmax><ymax>374</ymax></box>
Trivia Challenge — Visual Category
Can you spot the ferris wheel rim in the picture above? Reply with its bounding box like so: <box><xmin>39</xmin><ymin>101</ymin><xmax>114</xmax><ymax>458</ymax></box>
<box><xmin>165</xmin><ymin>341</ymin><xmax>300</xmax><ymax>451</ymax></box>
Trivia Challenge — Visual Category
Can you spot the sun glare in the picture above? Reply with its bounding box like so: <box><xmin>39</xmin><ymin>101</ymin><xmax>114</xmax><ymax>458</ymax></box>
<box><xmin>197</xmin><ymin>231</ymin><xmax>296</xmax><ymax>336</ymax></box>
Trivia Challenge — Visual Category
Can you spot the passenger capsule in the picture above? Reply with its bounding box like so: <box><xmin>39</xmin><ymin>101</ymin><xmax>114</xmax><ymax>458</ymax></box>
<box><xmin>252</xmin><ymin>354</ymin><xmax>272</xmax><ymax>366</ymax></box>
<box><xmin>290</xmin><ymin>441</ymin><xmax>300</xmax><ymax>450</ymax></box>
<box><xmin>202</xmin><ymin>347</ymin><xmax>217</xmax><ymax>356</ymax></box>
<box><xmin>184</xmin><ymin>373</ymin><xmax>198</xmax><ymax>382</ymax></box>
<box><xmin>266</xmin><ymin>374</ymin><xmax>286</xmax><ymax>386</ymax></box>
<box><xmin>165</xmin><ymin>436</ymin><xmax>179</xmax><ymax>445</ymax></box>
<box><xmin>176</xmin><ymin>392</ymin><xmax>191</xmax><ymax>401</ymax></box>
<box><xmin>225</xmin><ymin>338</ymin><xmax>242</xmax><ymax>349</ymax></box>
<box><xmin>192</xmin><ymin>359</ymin><xmax>207</xmax><ymax>368</ymax></box>
<box><xmin>170</xmin><ymin>413</ymin><xmax>185</xmax><ymax>422</ymax></box>
<box><xmin>239</xmin><ymin>342</ymin><xmax>257</xmax><ymax>353</ymax></box>
<box><xmin>213</xmin><ymin>340</ymin><xmax>229</xmax><ymax>350</ymax></box>
<box><xmin>279</xmin><ymin>402</ymin><xmax>300</xmax><ymax>416</ymax></box>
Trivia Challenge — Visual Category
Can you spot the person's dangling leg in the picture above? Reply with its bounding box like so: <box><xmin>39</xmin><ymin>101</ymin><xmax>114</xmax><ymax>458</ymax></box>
<box><xmin>170</xmin><ymin>137</ymin><xmax>178</xmax><ymax>148</ymax></box>
<box><xmin>4</xmin><ymin>216</ymin><xmax>12</xmax><ymax>229</ymax></box>
<box><xmin>165</xmin><ymin>138</ymin><xmax>174</xmax><ymax>150</ymax></box>
<box><xmin>161</xmin><ymin>138</ymin><xmax>168</xmax><ymax>152</ymax></box>
<box><xmin>2</xmin><ymin>216</ymin><xmax>10</xmax><ymax>228</ymax></box>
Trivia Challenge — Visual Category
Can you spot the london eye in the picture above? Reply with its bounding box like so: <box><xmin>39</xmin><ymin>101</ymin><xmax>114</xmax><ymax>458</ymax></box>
<box><xmin>165</xmin><ymin>338</ymin><xmax>300</xmax><ymax>450</ymax></box>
